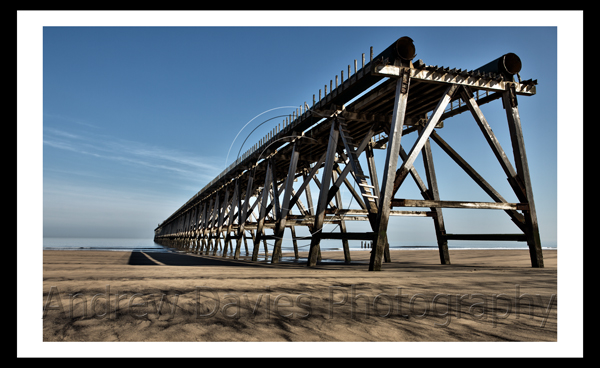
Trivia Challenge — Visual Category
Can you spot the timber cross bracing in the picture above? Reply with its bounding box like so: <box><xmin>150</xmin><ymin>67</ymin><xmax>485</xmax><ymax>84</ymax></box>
<box><xmin>154</xmin><ymin>36</ymin><xmax>543</xmax><ymax>270</ymax></box>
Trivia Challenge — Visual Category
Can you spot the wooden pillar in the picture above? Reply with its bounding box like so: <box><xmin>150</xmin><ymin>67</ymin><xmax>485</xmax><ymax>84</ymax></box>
<box><xmin>190</xmin><ymin>203</ymin><xmax>200</xmax><ymax>253</ymax></box>
<box><xmin>234</xmin><ymin>173</ymin><xmax>254</xmax><ymax>259</ymax></box>
<box><xmin>199</xmin><ymin>202</ymin><xmax>208</xmax><ymax>254</ymax></box>
<box><xmin>252</xmin><ymin>163</ymin><xmax>272</xmax><ymax>261</ymax></box>
<box><xmin>308</xmin><ymin>120</ymin><xmax>340</xmax><ymax>267</ymax></box>
<box><xmin>304</xmin><ymin>172</ymin><xmax>315</xmax><ymax>217</ymax></box>
<box><xmin>365</xmin><ymin>143</ymin><xmax>391</xmax><ymax>263</ymax></box>
<box><xmin>369</xmin><ymin>71</ymin><xmax>410</xmax><ymax>271</ymax></box>
<box><xmin>502</xmin><ymin>86</ymin><xmax>544</xmax><ymax>268</ymax></box>
<box><xmin>262</xmin><ymin>228</ymin><xmax>269</xmax><ymax>258</ymax></box>
<box><xmin>420</xmin><ymin>129</ymin><xmax>451</xmax><ymax>265</ymax></box>
<box><xmin>207</xmin><ymin>196</ymin><xmax>219</xmax><ymax>253</ymax></box>
<box><xmin>332</xmin><ymin>169</ymin><xmax>351</xmax><ymax>263</ymax></box>
<box><xmin>216</xmin><ymin>189</ymin><xmax>230</xmax><ymax>255</ymax></box>
<box><xmin>224</xmin><ymin>181</ymin><xmax>239</xmax><ymax>257</ymax></box>
<box><xmin>273</xmin><ymin>142</ymin><xmax>300</xmax><ymax>263</ymax></box>
<box><xmin>290</xmin><ymin>226</ymin><xmax>299</xmax><ymax>259</ymax></box>
<box><xmin>183</xmin><ymin>211</ymin><xmax>190</xmax><ymax>250</ymax></box>
<box><xmin>188</xmin><ymin>208</ymin><xmax>195</xmax><ymax>251</ymax></box>
<box><xmin>268</xmin><ymin>159</ymin><xmax>281</xmax><ymax>262</ymax></box>
<box><xmin>243</xmin><ymin>231</ymin><xmax>249</xmax><ymax>256</ymax></box>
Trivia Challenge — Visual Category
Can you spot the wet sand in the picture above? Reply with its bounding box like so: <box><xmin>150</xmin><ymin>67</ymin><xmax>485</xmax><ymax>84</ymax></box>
<box><xmin>42</xmin><ymin>248</ymin><xmax>557</xmax><ymax>346</ymax></box>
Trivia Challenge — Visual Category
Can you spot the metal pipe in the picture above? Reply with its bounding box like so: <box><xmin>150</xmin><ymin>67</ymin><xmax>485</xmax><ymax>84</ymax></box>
<box><xmin>393</xmin><ymin>36</ymin><xmax>416</xmax><ymax>61</ymax></box>
<box><xmin>371</xmin><ymin>36</ymin><xmax>417</xmax><ymax>68</ymax></box>
<box><xmin>475</xmin><ymin>53</ymin><xmax>522</xmax><ymax>79</ymax></box>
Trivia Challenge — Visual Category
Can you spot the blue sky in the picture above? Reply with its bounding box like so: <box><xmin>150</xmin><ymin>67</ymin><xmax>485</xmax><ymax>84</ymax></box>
<box><xmin>19</xmin><ymin>12</ymin><xmax>582</xmax><ymax>247</ymax></box>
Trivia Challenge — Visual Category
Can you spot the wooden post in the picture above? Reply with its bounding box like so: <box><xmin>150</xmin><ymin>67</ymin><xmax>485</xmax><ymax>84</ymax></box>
<box><xmin>201</xmin><ymin>198</ymin><xmax>214</xmax><ymax>254</ymax></box>
<box><xmin>270</xmin><ymin>159</ymin><xmax>280</xmax><ymax>224</ymax></box>
<box><xmin>420</xmin><ymin>128</ymin><xmax>451</xmax><ymax>265</ymax></box>
<box><xmin>214</xmin><ymin>190</ymin><xmax>229</xmax><ymax>255</ymax></box>
<box><xmin>369</xmin><ymin>71</ymin><xmax>410</xmax><ymax>271</ymax></box>
<box><xmin>273</xmin><ymin>142</ymin><xmax>300</xmax><ymax>263</ymax></box>
<box><xmin>252</xmin><ymin>163</ymin><xmax>272</xmax><ymax>261</ymax></box>
<box><xmin>191</xmin><ymin>203</ymin><xmax>201</xmax><ymax>253</ymax></box>
<box><xmin>218</xmin><ymin>188</ymin><xmax>230</xmax><ymax>255</ymax></box>
<box><xmin>243</xmin><ymin>230</ymin><xmax>249</xmax><ymax>256</ymax></box>
<box><xmin>224</xmin><ymin>181</ymin><xmax>239</xmax><ymax>257</ymax></box>
<box><xmin>332</xmin><ymin>169</ymin><xmax>351</xmax><ymax>263</ymax></box>
<box><xmin>209</xmin><ymin>194</ymin><xmax>220</xmax><ymax>254</ymax></box>
<box><xmin>290</xmin><ymin>226</ymin><xmax>299</xmax><ymax>259</ymax></box>
<box><xmin>234</xmin><ymin>173</ymin><xmax>254</xmax><ymax>259</ymax></box>
<box><xmin>304</xmin><ymin>172</ymin><xmax>315</xmax><ymax>216</ymax></box>
<box><xmin>502</xmin><ymin>86</ymin><xmax>544</xmax><ymax>268</ymax></box>
<box><xmin>199</xmin><ymin>202</ymin><xmax>208</xmax><ymax>254</ymax></box>
<box><xmin>262</xmin><ymin>228</ymin><xmax>269</xmax><ymax>258</ymax></box>
<box><xmin>308</xmin><ymin>120</ymin><xmax>340</xmax><ymax>267</ymax></box>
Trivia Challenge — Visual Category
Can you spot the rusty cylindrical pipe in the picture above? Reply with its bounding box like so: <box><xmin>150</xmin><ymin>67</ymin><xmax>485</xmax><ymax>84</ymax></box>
<box><xmin>375</xmin><ymin>36</ymin><xmax>417</xmax><ymax>67</ymax></box>
<box><xmin>394</xmin><ymin>36</ymin><xmax>416</xmax><ymax>61</ymax></box>
<box><xmin>475</xmin><ymin>52</ymin><xmax>522</xmax><ymax>78</ymax></box>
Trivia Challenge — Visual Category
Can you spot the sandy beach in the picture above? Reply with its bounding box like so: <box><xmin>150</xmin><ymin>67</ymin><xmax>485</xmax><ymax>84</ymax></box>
<box><xmin>42</xmin><ymin>248</ymin><xmax>557</xmax><ymax>344</ymax></box>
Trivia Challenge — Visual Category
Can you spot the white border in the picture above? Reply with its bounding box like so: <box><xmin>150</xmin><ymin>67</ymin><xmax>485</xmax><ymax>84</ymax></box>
<box><xmin>18</xmin><ymin>10</ymin><xmax>583</xmax><ymax>358</ymax></box>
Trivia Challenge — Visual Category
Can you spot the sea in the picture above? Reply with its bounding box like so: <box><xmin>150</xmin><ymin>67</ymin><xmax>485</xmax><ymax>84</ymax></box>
<box><xmin>42</xmin><ymin>237</ymin><xmax>557</xmax><ymax>253</ymax></box>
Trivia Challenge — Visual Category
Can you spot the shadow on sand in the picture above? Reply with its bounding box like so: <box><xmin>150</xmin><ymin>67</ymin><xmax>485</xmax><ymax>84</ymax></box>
<box><xmin>127</xmin><ymin>251</ymin><xmax>367</xmax><ymax>268</ymax></box>
<box><xmin>127</xmin><ymin>251</ymin><xmax>266</xmax><ymax>267</ymax></box>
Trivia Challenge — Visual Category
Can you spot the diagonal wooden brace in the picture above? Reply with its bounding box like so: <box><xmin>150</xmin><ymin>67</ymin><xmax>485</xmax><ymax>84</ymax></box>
<box><xmin>392</xmin><ymin>84</ymin><xmax>459</xmax><ymax>197</ymax></box>
<box><xmin>308</xmin><ymin>120</ymin><xmax>340</xmax><ymax>267</ymax></box>
<box><xmin>272</xmin><ymin>142</ymin><xmax>300</xmax><ymax>263</ymax></box>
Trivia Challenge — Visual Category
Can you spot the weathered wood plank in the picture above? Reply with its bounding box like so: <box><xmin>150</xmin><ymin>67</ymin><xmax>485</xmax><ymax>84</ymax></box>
<box><xmin>319</xmin><ymin>232</ymin><xmax>376</xmax><ymax>240</ymax></box>
<box><xmin>308</xmin><ymin>120</ymin><xmax>340</xmax><ymax>267</ymax></box>
<box><xmin>420</xmin><ymin>128</ymin><xmax>450</xmax><ymax>265</ymax></box>
<box><xmin>502</xmin><ymin>87</ymin><xmax>544</xmax><ymax>268</ymax></box>
<box><xmin>234</xmin><ymin>172</ymin><xmax>254</xmax><ymax>259</ymax></box>
<box><xmin>391</xmin><ymin>198</ymin><xmax>529</xmax><ymax>211</ymax></box>
<box><xmin>444</xmin><ymin>233</ymin><xmax>527</xmax><ymax>241</ymax></box>
<box><xmin>252</xmin><ymin>163</ymin><xmax>272</xmax><ymax>261</ymax></box>
<box><xmin>272</xmin><ymin>142</ymin><xmax>300</xmax><ymax>263</ymax></box>
<box><xmin>369</xmin><ymin>72</ymin><xmax>410</xmax><ymax>271</ymax></box>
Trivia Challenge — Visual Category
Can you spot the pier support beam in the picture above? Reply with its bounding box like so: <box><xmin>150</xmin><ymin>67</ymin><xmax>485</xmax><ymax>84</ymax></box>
<box><xmin>308</xmin><ymin>120</ymin><xmax>340</xmax><ymax>267</ymax></box>
<box><xmin>252</xmin><ymin>162</ymin><xmax>273</xmax><ymax>261</ymax></box>
<box><xmin>234</xmin><ymin>173</ymin><xmax>254</xmax><ymax>259</ymax></box>
<box><xmin>369</xmin><ymin>70</ymin><xmax>410</xmax><ymax>271</ymax></box>
<box><xmin>502</xmin><ymin>86</ymin><xmax>544</xmax><ymax>268</ymax></box>
<box><xmin>272</xmin><ymin>141</ymin><xmax>300</xmax><ymax>263</ymax></box>
<box><xmin>420</xmin><ymin>126</ymin><xmax>450</xmax><ymax>265</ymax></box>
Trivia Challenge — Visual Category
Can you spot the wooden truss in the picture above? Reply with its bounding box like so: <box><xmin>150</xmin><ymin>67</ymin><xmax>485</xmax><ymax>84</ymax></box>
<box><xmin>155</xmin><ymin>37</ymin><xmax>543</xmax><ymax>271</ymax></box>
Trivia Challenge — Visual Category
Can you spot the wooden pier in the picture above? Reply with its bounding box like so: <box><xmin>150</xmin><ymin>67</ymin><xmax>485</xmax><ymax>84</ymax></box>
<box><xmin>154</xmin><ymin>36</ymin><xmax>542</xmax><ymax>270</ymax></box>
